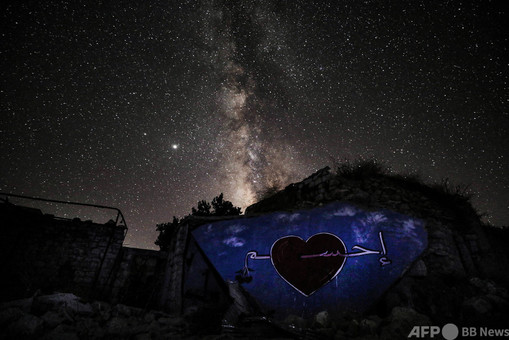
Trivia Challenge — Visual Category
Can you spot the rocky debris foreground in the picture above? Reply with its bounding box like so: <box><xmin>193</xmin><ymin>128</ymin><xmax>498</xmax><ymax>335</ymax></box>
<box><xmin>1</xmin><ymin>280</ymin><xmax>509</xmax><ymax>340</ymax></box>
<box><xmin>0</xmin><ymin>293</ymin><xmax>193</xmax><ymax>340</ymax></box>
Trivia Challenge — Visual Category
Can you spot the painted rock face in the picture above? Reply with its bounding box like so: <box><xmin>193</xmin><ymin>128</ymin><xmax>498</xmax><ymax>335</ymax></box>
<box><xmin>192</xmin><ymin>202</ymin><xmax>427</xmax><ymax>318</ymax></box>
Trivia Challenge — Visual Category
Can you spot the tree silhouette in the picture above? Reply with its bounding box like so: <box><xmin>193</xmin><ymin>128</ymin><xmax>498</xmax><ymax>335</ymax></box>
<box><xmin>155</xmin><ymin>193</ymin><xmax>241</xmax><ymax>250</ymax></box>
<box><xmin>210</xmin><ymin>193</ymin><xmax>242</xmax><ymax>216</ymax></box>
<box><xmin>191</xmin><ymin>200</ymin><xmax>211</xmax><ymax>216</ymax></box>
<box><xmin>155</xmin><ymin>216</ymin><xmax>180</xmax><ymax>251</ymax></box>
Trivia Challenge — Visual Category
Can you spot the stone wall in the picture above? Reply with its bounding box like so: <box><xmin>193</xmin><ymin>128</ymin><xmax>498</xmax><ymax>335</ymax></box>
<box><xmin>160</xmin><ymin>222</ymin><xmax>189</xmax><ymax>314</ymax></box>
<box><xmin>108</xmin><ymin>247</ymin><xmax>167</xmax><ymax>309</ymax></box>
<box><xmin>159</xmin><ymin>218</ymin><xmax>232</xmax><ymax>317</ymax></box>
<box><xmin>245</xmin><ymin>166</ymin><xmax>509</xmax><ymax>325</ymax></box>
<box><xmin>0</xmin><ymin>201</ymin><xmax>231</xmax><ymax>318</ymax></box>
<box><xmin>245</xmin><ymin>167</ymin><xmax>508</xmax><ymax>283</ymax></box>
<box><xmin>0</xmin><ymin>202</ymin><xmax>126</xmax><ymax>302</ymax></box>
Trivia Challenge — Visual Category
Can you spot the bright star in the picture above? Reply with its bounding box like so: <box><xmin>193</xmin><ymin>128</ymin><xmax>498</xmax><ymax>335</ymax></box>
<box><xmin>171</xmin><ymin>144</ymin><xmax>179</xmax><ymax>150</ymax></box>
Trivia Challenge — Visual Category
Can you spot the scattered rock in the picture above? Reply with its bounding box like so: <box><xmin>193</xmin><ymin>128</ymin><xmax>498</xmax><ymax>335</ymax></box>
<box><xmin>112</xmin><ymin>303</ymin><xmax>132</xmax><ymax>317</ymax></box>
<box><xmin>41</xmin><ymin>310</ymin><xmax>67</xmax><ymax>328</ymax></box>
<box><xmin>315</xmin><ymin>327</ymin><xmax>336</xmax><ymax>338</ymax></box>
<box><xmin>345</xmin><ymin>319</ymin><xmax>360</xmax><ymax>337</ymax></box>
<box><xmin>147</xmin><ymin>319</ymin><xmax>162</xmax><ymax>334</ymax></box>
<box><xmin>484</xmin><ymin>294</ymin><xmax>509</xmax><ymax>311</ymax></box>
<box><xmin>42</xmin><ymin>324</ymin><xmax>79</xmax><ymax>340</ymax></box>
<box><xmin>0</xmin><ymin>297</ymin><xmax>33</xmax><ymax>313</ymax></box>
<box><xmin>143</xmin><ymin>311</ymin><xmax>156</xmax><ymax>323</ymax></box>
<box><xmin>283</xmin><ymin>314</ymin><xmax>307</xmax><ymax>330</ymax></box>
<box><xmin>183</xmin><ymin>305</ymin><xmax>199</xmax><ymax>317</ymax></box>
<box><xmin>91</xmin><ymin>300</ymin><xmax>111</xmax><ymax>313</ymax></box>
<box><xmin>33</xmin><ymin>293</ymin><xmax>93</xmax><ymax>317</ymax></box>
<box><xmin>463</xmin><ymin>297</ymin><xmax>493</xmax><ymax>315</ymax></box>
<box><xmin>359</xmin><ymin>318</ymin><xmax>379</xmax><ymax>335</ymax></box>
<box><xmin>314</xmin><ymin>310</ymin><xmax>330</xmax><ymax>327</ymax></box>
<box><xmin>380</xmin><ymin>307</ymin><xmax>431</xmax><ymax>340</ymax></box>
<box><xmin>7</xmin><ymin>314</ymin><xmax>44</xmax><ymax>337</ymax></box>
<box><xmin>407</xmin><ymin>260</ymin><xmax>427</xmax><ymax>277</ymax></box>
<box><xmin>334</xmin><ymin>329</ymin><xmax>347</xmax><ymax>340</ymax></box>
<box><xmin>106</xmin><ymin>316</ymin><xmax>130</xmax><ymax>336</ymax></box>
<box><xmin>75</xmin><ymin>318</ymin><xmax>101</xmax><ymax>337</ymax></box>
<box><xmin>0</xmin><ymin>294</ymin><xmax>197</xmax><ymax>339</ymax></box>
<box><xmin>0</xmin><ymin>307</ymin><xmax>24</xmax><ymax>326</ymax></box>
<box><xmin>158</xmin><ymin>316</ymin><xmax>186</xmax><ymax>328</ymax></box>
<box><xmin>469</xmin><ymin>277</ymin><xmax>498</xmax><ymax>295</ymax></box>
<box><xmin>133</xmin><ymin>333</ymin><xmax>152</xmax><ymax>340</ymax></box>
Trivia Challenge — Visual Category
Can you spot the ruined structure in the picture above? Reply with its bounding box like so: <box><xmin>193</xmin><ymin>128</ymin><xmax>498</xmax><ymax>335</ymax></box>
<box><xmin>1</xmin><ymin>166</ymin><xmax>508</xmax><ymax>338</ymax></box>
<box><xmin>244</xmin><ymin>167</ymin><xmax>509</xmax><ymax>327</ymax></box>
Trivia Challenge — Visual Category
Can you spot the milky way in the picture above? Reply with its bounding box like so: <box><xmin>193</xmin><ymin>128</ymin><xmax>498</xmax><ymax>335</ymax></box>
<box><xmin>1</xmin><ymin>0</ymin><xmax>507</xmax><ymax>249</ymax></box>
<box><xmin>196</xmin><ymin>0</ymin><xmax>305</xmax><ymax>206</ymax></box>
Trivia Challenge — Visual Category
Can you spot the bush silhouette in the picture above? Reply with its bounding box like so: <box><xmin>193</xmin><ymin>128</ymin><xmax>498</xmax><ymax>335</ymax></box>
<box><xmin>155</xmin><ymin>193</ymin><xmax>241</xmax><ymax>251</ymax></box>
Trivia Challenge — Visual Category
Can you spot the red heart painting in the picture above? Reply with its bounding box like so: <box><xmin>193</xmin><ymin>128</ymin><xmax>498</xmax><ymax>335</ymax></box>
<box><xmin>270</xmin><ymin>233</ymin><xmax>347</xmax><ymax>296</ymax></box>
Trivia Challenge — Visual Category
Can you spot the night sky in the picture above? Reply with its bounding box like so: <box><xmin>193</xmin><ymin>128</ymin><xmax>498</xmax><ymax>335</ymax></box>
<box><xmin>1</xmin><ymin>0</ymin><xmax>507</xmax><ymax>249</ymax></box>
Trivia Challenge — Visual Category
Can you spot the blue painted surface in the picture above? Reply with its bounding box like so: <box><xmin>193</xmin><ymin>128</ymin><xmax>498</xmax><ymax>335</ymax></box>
<box><xmin>192</xmin><ymin>202</ymin><xmax>427</xmax><ymax>318</ymax></box>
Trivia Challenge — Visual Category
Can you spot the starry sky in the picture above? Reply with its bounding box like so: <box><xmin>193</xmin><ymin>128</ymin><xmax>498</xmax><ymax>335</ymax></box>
<box><xmin>1</xmin><ymin>0</ymin><xmax>508</xmax><ymax>249</ymax></box>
